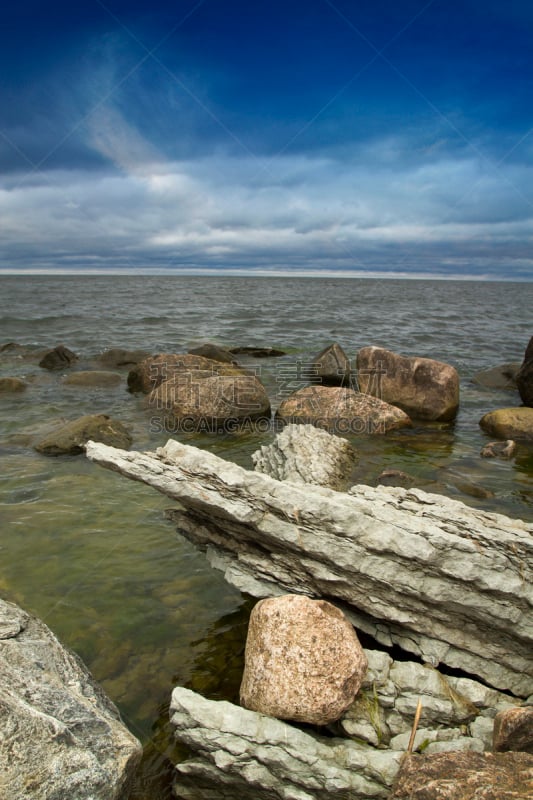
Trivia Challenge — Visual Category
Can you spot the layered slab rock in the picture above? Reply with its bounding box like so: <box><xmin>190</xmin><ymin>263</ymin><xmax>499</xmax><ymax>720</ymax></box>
<box><xmin>240</xmin><ymin>595</ymin><xmax>368</xmax><ymax>725</ymax></box>
<box><xmin>357</xmin><ymin>346</ymin><xmax>459</xmax><ymax>421</ymax></box>
<box><xmin>252</xmin><ymin>423</ymin><xmax>356</xmax><ymax>489</ymax></box>
<box><xmin>86</xmin><ymin>439</ymin><xmax>533</xmax><ymax>696</ymax></box>
<box><xmin>276</xmin><ymin>385</ymin><xmax>411</xmax><ymax>434</ymax></box>
<box><xmin>169</xmin><ymin>687</ymin><xmax>403</xmax><ymax>800</ymax></box>
<box><xmin>0</xmin><ymin>597</ymin><xmax>141</xmax><ymax>800</ymax></box>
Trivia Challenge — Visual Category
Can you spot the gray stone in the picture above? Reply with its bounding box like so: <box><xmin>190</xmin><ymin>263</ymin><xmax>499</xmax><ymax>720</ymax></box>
<box><xmin>240</xmin><ymin>595</ymin><xmax>368</xmax><ymax>725</ymax></box>
<box><xmin>169</xmin><ymin>686</ymin><xmax>403</xmax><ymax>800</ymax></box>
<box><xmin>0</xmin><ymin>597</ymin><xmax>141</xmax><ymax>800</ymax></box>
<box><xmin>35</xmin><ymin>414</ymin><xmax>132</xmax><ymax>455</ymax></box>
<box><xmin>86</xmin><ymin>439</ymin><xmax>533</xmax><ymax>697</ymax></box>
<box><xmin>252</xmin><ymin>423</ymin><xmax>357</xmax><ymax>489</ymax></box>
<box><xmin>39</xmin><ymin>344</ymin><xmax>78</xmax><ymax>370</ymax></box>
<box><xmin>310</xmin><ymin>342</ymin><xmax>351</xmax><ymax>386</ymax></box>
<box><xmin>472</xmin><ymin>363</ymin><xmax>521</xmax><ymax>390</ymax></box>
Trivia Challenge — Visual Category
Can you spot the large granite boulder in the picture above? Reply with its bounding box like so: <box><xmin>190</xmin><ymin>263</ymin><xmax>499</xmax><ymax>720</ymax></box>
<box><xmin>390</xmin><ymin>751</ymin><xmax>533</xmax><ymax>799</ymax></box>
<box><xmin>252</xmin><ymin>423</ymin><xmax>357</xmax><ymax>490</ymax></box>
<box><xmin>479</xmin><ymin>407</ymin><xmax>533</xmax><ymax>442</ymax></box>
<box><xmin>276</xmin><ymin>385</ymin><xmax>411</xmax><ymax>434</ymax></box>
<box><xmin>35</xmin><ymin>413</ymin><xmax>132</xmax><ymax>455</ymax></box>
<box><xmin>0</xmin><ymin>597</ymin><xmax>141</xmax><ymax>800</ymax></box>
<box><xmin>148</xmin><ymin>372</ymin><xmax>271</xmax><ymax>431</ymax></box>
<box><xmin>240</xmin><ymin>595</ymin><xmax>368</xmax><ymax>726</ymax></box>
<box><xmin>128</xmin><ymin>353</ymin><xmax>242</xmax><ymax>393</ymax></box>
<box><xmin>169</xmin><ymin>687</ymin><xmax>403</xmax><ymax>800</ymax></box>
<box><xmin>39</xmin><ymin>344</ymin><xmax>78</xmax><ymax>370</ymax></box>
<box><xmin>63</xmin><ymin>370</ymin><xmax>123</xmax><ymax>388</ymax></box>
<box><xmin>516</xmin><ymin>335</ymin><xmax>533</xmax><ymax>407</ymax></box>
<box><xmin>310</xmin><ymin>342</ymin><xmax>351</xmax><ymax>386</ymax></box>
<box><xmin>493</xmin><ymin>706</ymin><xmax>533</xmax><ymax>754</ymax></box>
<box><xmin>357</xmin><ymin>346</ymin><xmax>460</xmax><ymax>421</ymax></box>
<box><xmin>0</xmin><ymin>376</ymin><xmax>26</xmax><ymax>392</ymax></box>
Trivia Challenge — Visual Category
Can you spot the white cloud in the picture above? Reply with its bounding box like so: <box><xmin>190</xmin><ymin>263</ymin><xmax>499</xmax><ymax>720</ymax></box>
<box><xmin>1</xmin><ymin>140</ymin><xmax>532</xmax><ymax>277</ymax></box>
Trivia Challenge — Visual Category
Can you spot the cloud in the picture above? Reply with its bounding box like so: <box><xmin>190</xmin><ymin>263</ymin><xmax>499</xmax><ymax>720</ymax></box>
<box><xmin>1</xmin><ymin>130</ymin><xmax>532</xmax><ymax>278</ymax></box>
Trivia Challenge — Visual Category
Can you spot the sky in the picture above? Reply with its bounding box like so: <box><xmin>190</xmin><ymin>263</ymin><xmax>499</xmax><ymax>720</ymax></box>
<box><xmin>1</xmin><ymin>0</ymin><xmax>533</xmax><ymax>279</ymax></box>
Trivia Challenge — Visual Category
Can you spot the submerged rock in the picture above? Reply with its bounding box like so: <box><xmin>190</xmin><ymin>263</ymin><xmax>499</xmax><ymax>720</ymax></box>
<box><xmin>276</xmin><ymin>385</ymin><xmax>411</xmax><ymax>434</ymax></box>
<box><xmin>480</xmin><ymin>440</ymin><xmax>516</xmax><ymax>459</ymax></box>
<box><xmin>479</xmin><ymin>407</ymin><xmax>533</xmax><ymax>442</ymax></box>
<box><xmin>240</xmin><ymin>595</ymin><xmax>368</xmax><ymax>725</ymax></box>
<box><xmin>188</xmin><ymin>343</ymin><xmax>236</xmax><ymax>363</ymax></box>
<box><xmin>310</xmin><ymin>342</ymin><xmax>351</xmax><ymax>386</ymax></box>
<box><xmin>94</xmin><ymin>348</ymin><xmax>151</xmax><ymax>369</ymax></box>
<box><xmin>62</xmin><ymin>370</ymin><xmax>123</xmax><ymax>387</ymax></box>
<box><xmin>472</xmin><ymin>363</ymin><xmax>521</xmax><ymax>390</ymax></box>
<box><xmin>229</xmin><ymin>346</ymin><xmax>287</xmax><ymax>358</ymax></box>
<box><xmin>252</xmin><ymin>423</ymin><xmax>357</xmax><ymax>489</ymax></box>
<box><xmin>39</xmin><ymin>344</ymin><xmax>78</xmax><ymax>370</ymax></box>
<box><xmin>0</xmin><ymin>597</ymin><xmax>141</xmax><ymax>800</ymax></box>
<box><xmin>357</xmin><ymin>346</ymin><xmax>460</xmax><ymax>422</ymax></box>
<box><xmin>0</xmin><ymin>376</ymin><xmax>26</xmax><ymax>393</ymax></box>
<box><xmin>35</xmin><ymin>413</ymin><xmax>132</xmax><ymax>455</ymax></box>
<box><xmin>390</xmin><ymin>751</ymin><xmax>533</xmax><ymax>799</ymax></box>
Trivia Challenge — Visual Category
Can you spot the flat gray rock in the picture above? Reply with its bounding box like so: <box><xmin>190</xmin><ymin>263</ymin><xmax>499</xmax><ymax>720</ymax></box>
<box><xmin>0</xmin><ymin>597</ymin><xmax>141</xmax><ymax>800</ymax></box>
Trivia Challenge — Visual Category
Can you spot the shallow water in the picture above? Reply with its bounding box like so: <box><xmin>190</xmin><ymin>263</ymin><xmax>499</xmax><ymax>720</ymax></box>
<box><xmin>0</xmin><ymin>275</ymin><xmax>532</xmax><ymax>797</ymax></box>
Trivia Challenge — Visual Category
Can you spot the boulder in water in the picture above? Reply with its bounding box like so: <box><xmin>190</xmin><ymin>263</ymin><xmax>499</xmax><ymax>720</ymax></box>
<box><xmin>310</xmin><ymin>342</ymin><xmax>351</xmax><ymax>386</ymax></box>
<box><xmin>39</xmin><ymin>344</ymin><xmax>78</xmax><ymax>370</ymax></box>
<box><xmin>479</xmin><ymin>407</ymin><xmax>533</xmax><ymax>442</ymax></box>
<box><xmin>35</xmin><ymin>414</ymin><xmax>132</xmax><ymax>455</ymax></box>
<box><xmin>0</xmin><ymin>377</ymin><xmax>26</xmax><ymax>393</ymax></box>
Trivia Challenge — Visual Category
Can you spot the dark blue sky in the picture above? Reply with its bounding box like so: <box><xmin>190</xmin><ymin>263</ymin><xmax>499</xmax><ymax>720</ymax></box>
<box><xmin>1</xmin><ymin>0</ymin><xmax>532</xmax><ymax>277</ymax></box>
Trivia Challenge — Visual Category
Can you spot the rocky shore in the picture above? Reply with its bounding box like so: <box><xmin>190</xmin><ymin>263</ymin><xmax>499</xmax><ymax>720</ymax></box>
<box><xmin>1</xmin><ymin>334</ymin><xmax>533</xmax><ymax>798</ymax></box>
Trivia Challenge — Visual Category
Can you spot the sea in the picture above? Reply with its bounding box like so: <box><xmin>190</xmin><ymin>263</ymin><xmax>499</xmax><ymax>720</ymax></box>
<box><xmin>0</xmin><ymin>274</ymin><xmax>532</xmax><ymax>799</ymax></box>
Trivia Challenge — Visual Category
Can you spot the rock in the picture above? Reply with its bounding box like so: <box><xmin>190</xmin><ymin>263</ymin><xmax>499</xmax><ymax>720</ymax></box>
<box><xmin>148</xmin><ymin>372</ymin><xmax>271</xmax><ymax>431</ymax></box>
<box><xmin>229</xmin><ymin>346</ymin><xmax>287</xmax><ymax>358</ymax></box>
<box><xmin>169</xmin><ymin>686</ymin><xmax>403</xmax><ymax>800</ymax></box>
<box><xmin>240</xmin><ymin>595</ymin><xmax>368</xmax><ymax>725</ymax></box>
<box><xmin>357</xmin><ymin>346</ymin><xmax>460</xmax><ymax>422</ymax></box>
<box><xmin>38</xmin><ymin>344</ymin><xmax>78</xmax><ymax>370</ymax></box>
<box><xmin>276</xmin><ymin>385</ymin><xmax>412</xmax><ymax>435</ymax></box>
<box><xmin>94</xmin><ymin>348</ymin><xmax>151</xmax><ymax>369</ymax></box>
<box><xmin>479</xmin><ymin>407</ymin><xmax>533</xmax><ymax>442</ymax></box>
<box><xmin>480</xmin><ymin>440</ymin><xmax>516</xmax><ymax>459</ymax></box>
<box><xmin>62</xmin><ymin>370</ymin><xmax>123</xmax><ymax>388</ymax></box>
<box><xmin>86</xmin><ymin>439</ymin><xmax>533</xmax><ymax>697</ymax></box>
<box><xmin>188</xmin><ymin>343</ymin><xmax>237</xmax><ymax>363</ymax></box>
<box><xmin>0</xmin><ymin>597</ymin><xmax>141</xmax><ymax>800</ymax></box>
<box><xmin>493</xmin><ymin>706</ymin><xmax>533</xmax><ymax>753</ymax></box>
<box><xmin>252</xmin><ymin>423</ymin><xmax>356</xmax><ymax>489</ymax></box>
<box><xmin>389</xmin><ymin>751</ymin><xmax>533</xmax><ymax>799</ymax></box>
<box><xmin>340</xmin><ymin>650</ymin><xmax>516</xmax><ymax>750</ymax></box>
<box><xmin>516</xmin><ymin>336</ymin><xmax>533</xmax><ymax>406</ymax></box>
<box><xmin>377</xmin><ymin>469</ymin><xmax>417</xmax><ymax>488</ymax></box>
<box><xmin>35</xmin><ymin>414</ymin><xmax>132</xmax><ymax>455</ymax></box>
<box><xmin>0</xmin><ymin>376</ymin><xmax>26</xmax><ymax>392</ymax></box>
<box><xmin>472</xmin><ymin>363</ymin><xmax>521</xmax><ymax>390</ymax></box>
<box><xmin>310</xmin><ymin>342</ymin><xmax>351</xmax><ymax>386</ymax></box>
<box><xmin>128</xmin><ymin>353</ymin><xmax>242</xmax><ymax>393</ymax></box>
